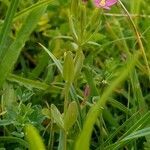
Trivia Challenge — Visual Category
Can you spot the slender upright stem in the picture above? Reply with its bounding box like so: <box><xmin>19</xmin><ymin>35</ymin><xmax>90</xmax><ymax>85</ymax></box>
<box><xmin>62</xmin><ymin>82</ymin><xmax>70</xmax><ymax>150</ymax></box>
<box><xmin>64</xmin><ymin>82</ymin><xmax>70</xmax><ymax>114</ymax></box>
<box><xmin>118</xmin><ymin>0</ymin><xmax>150</xmax><ymax>81</ymax></box>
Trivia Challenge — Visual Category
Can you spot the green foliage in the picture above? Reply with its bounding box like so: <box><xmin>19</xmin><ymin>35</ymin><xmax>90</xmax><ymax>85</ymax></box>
<box><xmin>51</xmin><ymin>104</ymin><xmax>64</xmax><ymax>130</ymax></box>
<box><xmin>0</xmin><ymin>0</ymin><xmax>150</xmax><ymax>149</ymax></box>
<box><xmin>63</xmin><ymin>51</ymin><xmax>75</xmax><ymax>84</ymax></box>
<box><xmin>64</xmin><ymin>101</ymin><xmax>78</xmax><ymax>131</ymax></box>
<box><xmin>0</xmin><ymin>0</ymin><xmax>19</xmax><ymax>58</ymax></box>
<box><xmin>0</xmin><ymin>4</ymin><xmax>47</xmax><ymax>87</ymax></box>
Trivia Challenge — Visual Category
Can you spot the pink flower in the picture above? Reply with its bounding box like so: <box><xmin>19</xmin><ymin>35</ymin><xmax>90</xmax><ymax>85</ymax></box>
<box><xmin>94</xmin><ymin>0</ymin><xmax>118</xmax><ymax>9</ymax></box>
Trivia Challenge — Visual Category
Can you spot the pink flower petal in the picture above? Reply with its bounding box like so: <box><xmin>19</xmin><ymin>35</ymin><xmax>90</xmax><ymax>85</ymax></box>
<box><xmin>94</xmin><ymin>0</ymin><xmax>118</xmax><ymax>9</ymax></box>
<box><xmin>105</xmin><ymin>0</ymin><xmax>118</xmax><ymax>6</ymax></box>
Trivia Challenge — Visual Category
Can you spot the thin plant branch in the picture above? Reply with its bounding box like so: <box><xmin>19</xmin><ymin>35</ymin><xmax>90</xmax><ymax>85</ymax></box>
<box><xmin>118</xmin><ymin>0</ymin><xmax>150</xmax><ymax>81</ymax></box>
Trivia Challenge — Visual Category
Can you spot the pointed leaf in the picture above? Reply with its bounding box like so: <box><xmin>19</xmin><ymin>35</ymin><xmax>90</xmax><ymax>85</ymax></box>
<box><xmin>51</xmin><ymin>104</ymin><xmax>64</xmax><ymax>130</ymax></box>
<box><xmin>63</xmin><ymin>51</ymin><xmax>75</xmax><ymax>83</ymax></box>
<box><xmin>64</xmin><ymin>101</ymin><xmax>78</xmax><ymax>131</ymax></box>
<box><xmin>74</xmin><ymin>50</ymin><xmax>84</xmax><ymax>78</ymax></box>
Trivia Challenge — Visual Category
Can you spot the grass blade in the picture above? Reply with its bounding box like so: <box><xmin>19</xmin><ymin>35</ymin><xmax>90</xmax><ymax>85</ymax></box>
<box><xmin>7</xmin><ymin>74</ymin><xmax>50</xmax><ymax>90</ymax></box>
<box><xmin>0</xmin><ymin>5</ymin><xmax>47</xmax><ymax>87</ymax></box>
<box><xmin>0</xmin><ymin>0</ymin><xmax>19</xmax><ymax>59</ymax></box>
<box><xmin>104</xmin><ymin>111</ymin><xmax>150</xmax><ymax>150</ymax></box>
<box><xmin>75</xmin><ymin>52</ymin><xmax>140</xmax><ymax>150</ymax></box>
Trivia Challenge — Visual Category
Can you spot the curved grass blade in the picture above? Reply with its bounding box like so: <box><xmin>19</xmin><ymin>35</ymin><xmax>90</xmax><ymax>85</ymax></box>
<box><xmin>7</xmin><ymin>74</ymin><xmax>51</xmax><ymax>90</ymax></box>
<box><xmin>14</xmin><ymin>0</ymin><xmax>58</xmax><ymax>22</ymax></box>
<box><xmin>39</xmin><ymin>43</ymin><xmax>63</xmax><ymax>74</ymax></box>
<box><xmin>104</xmin><ymin>111</ymin><xmax>150</xmax><ymax>150</ymax></box>
<box><xmin>75</xmin><ymin>52</ymin><xmax>140</xmax><ymax>150</ymax></box>
<box><xmin>104</xmin><ymin>112</ymin><xmax>150</xmax><ymax>150</ymax></box>
<box><xmin>103</xmin><ymin>111</ymin><xmax>140</xmax><ymax>147</ymax></box>
<box><xmin>0</xmin><ymin>0</ymin><xmax>58</xmax><ymax>29</ymax></box>
<box><xmin>0</xmin><ymin>0</ymin><xmax>19</xmax><ymax>59</ymax></box>
<box><xmin>122</xmin><ymin>127</ymin><xmax>150</xmax><ymax>141</ymax></box>
<box><xmin>0</xmin><ymin>6</ymin><xmax>47</xmax><ymax>88</ymax></box>
<box><xmin>108</xmin><ymin>98</ymin><xmax>131</xmax><ymax>114</ymax></box>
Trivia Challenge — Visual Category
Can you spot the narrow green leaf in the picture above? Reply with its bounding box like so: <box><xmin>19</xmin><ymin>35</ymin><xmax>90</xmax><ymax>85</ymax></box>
<box><xmin>71</xmin><ymin>0</ymin><xmax>79</xmax><ymax>18</ymax></box>
<box><xmin>7</xmin><ymin>74</ymin><xmax>50</xmax><ymax>90</ymax></box>
<box><xmin>14</xmin><ymin>0</ymin><xmax>57</xmax><ymax>21</ymax></box>
<box><xmin>51</xmin><ymin>104</ymin><xmax>64</xmax><ymax>130</ymax></box>
<box><xmin>104</xmin><ymin>111</ymin><xmax>150</xmax><ymax>150</ymax></box>
<box><xmin>63</xmin><ymin>51</ymin><xmax>75</xmax><ymax>83</ymax></box>
<box><xmin>64</xmin><ymin>101</ymin><xmax>78</xmax><ymax>131</ymax></box>
<box><xmin>0</xmin><ymin>6</ymin><xmax>47</xmax><ymax>88</ymax></box>
<box><xmin>0</xmin><ymin>0</ymin><xmax>58</xmax><ymax>29</ymax></box>
<box><xmin>130</xmin><ymin>69</ymin><xmax>147</xmax><ymax>112</ymax></box>
<box><xmin>1</xmin><ymin>83</ymin><xmax>16</xmax><ymax>108</ymax></box>
<box><xmin>0</xmin><ymin>119</ymin><xmax>13</xmax><ymax>126</ymax></box>
<box><xmin>74</xmin><ymin>50</ymin><xmax>84</xmax><ymax>78</ymax></box>
<box><xmin>108</xmin><ymin>98</ymin><xmax>130</xmax><ymax>114</ymax></box>
<box><xmin>122</xmin><ymin>127</ymin><xmax>150</xmax><ymax>141</ymax></box>
<box><xmin>39</xmin><ymin>43</ymin><xmax>63</xmax><ymax>74</ymax></box>
<box><xmin>69</xmin><ymin>13</ymin><xmax>78</xmax><ymax>42</ymax></box>
<box><xmin>119</xmin><ymin>111</ymin><xmax>150</xmax><ymax>140</ymax></box>
<box><xmin>0</xmin><ymin>0</ymin><xmax>19</xmax><ymax>59</ymax></box>
<box><xmin>75</xmin><ymin>52</ymin><xmax>140</xmax><ymax>150</ymax></box>
<box><xmin>103</xmin><ymin>111</ymin><xmax>140</xmax><ymax>147</ymax></box>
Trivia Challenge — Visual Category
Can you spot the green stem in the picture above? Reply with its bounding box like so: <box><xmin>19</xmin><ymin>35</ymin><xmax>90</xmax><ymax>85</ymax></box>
<box><xmin>64</xmin><ymin>82</ymin><xmax>70</xmax><ymax>113</ymax></box>
<box><xmin>58</xmin><ymin>130</ymin><xmax>67</xmax><ymax>150</ymax></box>
<box><xmin>62</xmin><ymin>82</ymin><xmax>71</xmax><ymax>150</ymax></box>
<box><xmin>118</xmin><ymin>0</ymin><xmax>150</xmax><ymax>81</ymax></box>
<box><xmin>48</xmin><ymin>121</ymin><xmax>54</xmax><ymax>150</ymax></box>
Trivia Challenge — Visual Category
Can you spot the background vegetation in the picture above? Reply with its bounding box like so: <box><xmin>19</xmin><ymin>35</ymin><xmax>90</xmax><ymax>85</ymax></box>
<box><xmin>0</xmin><ymin>0</ymin><xmax>150</xmax><ymax>149</ymax></box>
